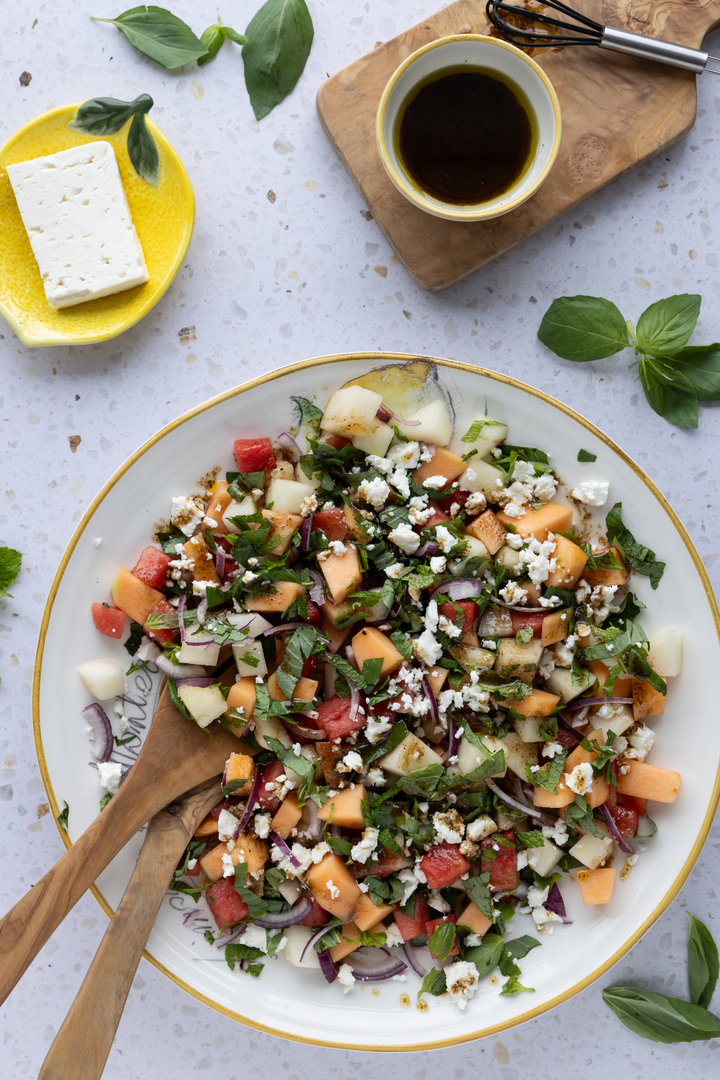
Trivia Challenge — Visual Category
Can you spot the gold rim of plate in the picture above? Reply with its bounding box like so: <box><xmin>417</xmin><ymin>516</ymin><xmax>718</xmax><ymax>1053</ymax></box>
<box><xmin>32</xmin><ymin>353</ymin><xmax>720</xmax><ymax>1050</ymax></box>
<box><xmin>0</xmin><ymin>103</ymin><xmax>195</xmax><ymax>347</ymax></box>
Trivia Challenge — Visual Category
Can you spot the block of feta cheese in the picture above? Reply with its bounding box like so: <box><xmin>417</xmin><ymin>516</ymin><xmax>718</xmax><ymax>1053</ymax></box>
<box><xmin>6</xmin><ymin>141</ymin><xmax>149</xmax><ymax>309</ymax></box>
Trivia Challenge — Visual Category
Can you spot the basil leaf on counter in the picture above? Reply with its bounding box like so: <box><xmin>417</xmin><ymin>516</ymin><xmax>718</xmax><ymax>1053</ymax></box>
<box><xmin>93</xmin><ymin>6</ymin><xmax>206</xmax><ymax>69</ymax></box>
<box><xmin>198</xmin><ymin>21</ymin><xmax>247</xmax><ymax>66</ymax></box>
<box><xmin>242</xmin><ymin>0</ymin><xmax>314</xmax><ymax>120</ymax></box>
<box><xmin>639</xmin><ymin>355</ymin><xmax>698</xmax><ymax>429</ymax></box>
<box><xmin>635</xmin><ymin>293</ymin><xmax>701</xmax><ymax>357</ymax></box>
<box><xmin>537</xmin><ymin>295</ymin><xmax>630</xmax><ymax>361</ymax></box>
<box><xmin>603</xmin><ymin>986</ymin><xmax>720</xmax><ymax>1043</ymax></box>
<box><xmin>688</xmin><ymin>914</ymin><xmax>719</xmax><ymax>1009</ymax></box>
<box><xmin>69</xmin><ymin>94</ymin><xmax>159</xmax><ymax>185</ymax></box>
<box><xmin>670</xmin><ymin>344</ymin><xmax>720</xmax><ymax>402</ymax></box>
<box><xmin>605</xmin><ymin>503</ymin><xmax>666</xmax><ymax>589</ymax></box>
<box><xmin>56</xmin><ymin>801</ymin><xmax>70</xmax><ymax>830</ymax></box>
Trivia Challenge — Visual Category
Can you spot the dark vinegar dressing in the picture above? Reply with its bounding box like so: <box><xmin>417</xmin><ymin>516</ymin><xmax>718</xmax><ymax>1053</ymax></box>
<box><xmin>396</xmin><ymin>68</ymin><xmax>535</xmax><ymax>205</ymax></box>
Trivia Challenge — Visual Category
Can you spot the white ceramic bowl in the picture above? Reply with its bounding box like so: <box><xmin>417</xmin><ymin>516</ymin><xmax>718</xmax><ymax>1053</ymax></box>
<box><xmin>376</xmin><ymin>35</ymin><xmax>562</xmax><ymax>221</ymax></box>
<box><xmin>34</xmin><ymin>354</ymin><xmax>720</xmax><ymax>1050</ymax></box>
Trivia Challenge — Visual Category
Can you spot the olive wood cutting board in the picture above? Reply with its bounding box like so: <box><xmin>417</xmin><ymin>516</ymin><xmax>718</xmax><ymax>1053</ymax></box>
<box><xmin>316</xmin><ymin>0</ymin><xmax>720</xmax><ymax>291</ymax></box>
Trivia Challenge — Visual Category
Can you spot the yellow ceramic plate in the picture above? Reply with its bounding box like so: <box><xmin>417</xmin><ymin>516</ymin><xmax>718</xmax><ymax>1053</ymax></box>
<box><xmin>0</xmin><ymin>103</ymin><xmax>195</xmax><ymax>347</ymax></box>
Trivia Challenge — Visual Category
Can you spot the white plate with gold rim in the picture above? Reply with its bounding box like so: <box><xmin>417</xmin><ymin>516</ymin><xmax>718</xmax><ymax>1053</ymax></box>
<box><xmin>34</xmin><ymin>354</ymin><xmax>720</xmax><ymax>1050</ymax></box>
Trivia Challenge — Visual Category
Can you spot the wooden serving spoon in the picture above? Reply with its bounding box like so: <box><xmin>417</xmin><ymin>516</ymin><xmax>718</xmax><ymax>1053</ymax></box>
<box><xmin>36</xmin><ymin>775</ymin><xmax>223</xmax><ymax>1080</ymax></box>
<box><xmin>0</xmin><ymin>683</ymin><xmax>247</xmax><ymax>1005</ymax></box>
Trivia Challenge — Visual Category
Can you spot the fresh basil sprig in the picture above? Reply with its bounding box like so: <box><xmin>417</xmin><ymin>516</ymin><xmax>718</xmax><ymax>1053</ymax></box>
<box><xmin>198</xmin><ymin>19</ymin><xmax>247</xmax><ymax>66</ymax></box>
<box><xmin>604</xmin><ymin>913</ymin><xmax>720</xmax><ymax>1042</ymax></box>
<box><xmin>68</xmin><ymin>94</ymin><xmax>159</xmax><ymax>186</ymax></box>
<box><xmin>93</xmin><ymin>6</ymin><xmax>206</xmax><ymax>69</ymax></box>
<box><xmin>538</xmin><ymin>293</ymin><xmax>720</xmax><ymax>428</ymax></box>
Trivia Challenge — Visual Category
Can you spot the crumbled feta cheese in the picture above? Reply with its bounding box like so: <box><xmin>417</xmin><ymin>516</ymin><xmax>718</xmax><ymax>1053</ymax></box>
<box><xmin>390</xmin><ymin>467</ymin><xmax>411</xmax><ymax>500</ymax></box>
<box><xmin>384</xmin><ymin>562</ymin><xmax>405</xmax><ymax>579</ymax></box>
<box><xmin>337</xmin><ymin>963</ymin><xmax>356</xmax><ymax>993</ymax></box>
<box><xmin>365</xmin><ymin>767</ymin><xmax>386</xmax><ymax>787</ymax></box>
<box><xmin>350</xmin><ymin>827</ymin><xmax>379</xmax><ymax>864</ymax></box>
<box><xmin>466</xmin><ymin>815</ymin><xmax>496</xmax><ymax>842</ymax></box>
<box><xmin>254</xmin><ymin>812</ymin><xmax>271</xmax><ymax>839</ymax></box>
<box><xmin>542</xmin><ymin>819</ymin><xmax>569</xmax><ymax>846</ymax></box>
<box><xmin>217</xmin><ymin>808</ymin><xmax>238</xmax><ymax>843</ymax></box>
<box><xmin>326</xmin><ymin>879</ymin><xmax>340</xmax><ymax>900</ymax></box>
<box><xmin>365</xmin><ymin>454</ymin><xmax>393</xmax><ymax>475</ymax></box>
<box><xmin>543</xmin><ymin>741</ymin><xmax>564</xmax><ymax>759</ymax></box>
<box><xmin>339</xmin><ymin>750</ymin><xmax>364</xmax><ymax>774</ymax></box>
<box><xmin>415</xmin><ymin>628</ymin><xmax>443</xmax><ymax>666</ymax></box>
<box><xmin>500</xmin><ymin>580</ymin><xmax>528</xmax><ymax>604</ymax></box>
<box><xmin>626</xmin><ymin>723</ymin><xmax>655</xmax><ymax>761</ymax></box>
<box><xmin>388</xmin><ymin>521</ymin><xmax>421</xmax><ymax>555</ymax></box>
<box><xmin>532</xmin><ymin>906</ymin><xmax>562</xmax><ymax>928</ymax></box>
<box><xmin>387</xmin><ymin>441</ymin><xmax>421</xmax><ymax>470</ymax></box>
<box><xmin>358</xmin><ymin>476</ymin><xmax>390</xmax><ymax>509</ymax></box>
<box><xmin>408</xmin><ymin>495</ymin><xmax>433</xmax><ymax>526</ymax></box>
<box><xmin>329</xmin><ymin>540</ymin><xmax>347</xmax><ymax>557</ymax></box>
<box><xmin>135</xmin><ymin>636</ymin><xmax>161</xmax><ymax>663</ymax></box>
<box><xmin>240</xmin><ymin>924</ymin><xmax>268</xmax><ymax>952</ymax></box>
<box><xmin>242</xmin><ymin>570</ymin><xmax>258</xmax><ymax>585</ymax></box>
<box><xmin>171</xmin><ymin>495</ymin><xmax>206</xmax><ymax>537</ymax></box>
<box><xmin>385</xmin><ymin>921</ymin><xmax>405</xmax><ymax>948</ymax></box>
<box><xmin>526</xmin><ymin>884</ymin><xmax>550</xmax><ymax>909</ymax></box>
<box><xmin>505</xmin><ymin>532</ymin><xmax>524</xmax><ymax>551</ymax></box>
<box><xmin>516</xmin><ymin>849</ymin><xmax>529</xmax><ymax>870</ymax></box>
<box><xmin>428</xmin><ymin>889</ymin><xmax>452</xmax><ymax>912</ymax></box>
<box><xmin>423</xmin><ymin>475</ymin><xmax>448</xmax><ymax>490</ymax></box>
<box><xmin>445</xmin><ymin>960</ymin><xmax>480</xmax><ymax>1010</ymax></box>
<box><xmin>435</xmin><ymin>525</ymin><xmax>457</xmax><ymax>554</ymax></box>
<box><xmin>503</xmin><ymin>500</ymin><xmax>527</xmax><ymax>518</ymax></box>
<box><xmin>97</xmin><ymin>761</ymin><xmax>122</xmax><ymax>794</ymax></box>
<box><xmin>187</xmin><ymin>858</ymin><xmax>197</xmax><ymax>871</ymax></box>
<box><xmin>566</xmin><ymin>761</ymin><xmax>594</xmax><ymax>795</ymax></box>
<box><xmin>432</xmin><ymin>808</ymin><xmax>465</xmax><ymax>844</ymax></box>
<box><xmin>299</xmin><ymin>493</ymin><xmax>319</xmax><ymax>517</ymax></box>
<box><xmin>533</xmin><ymin>473</ymin><xmax>558</xmax><ymax>502</ymax></box>
<box><xmin>572</xmin><ymin>480</ymin><xmax>610</xmax><ymax>507</ymax></box>
<box><xmin>221</xmin><ymin>853</ymin><xmax>235</xmax><ymax>878</ymax></box>
<box><xmin>192</xmin><ymin>579</ymin><xmax>210</xmax><ymax>597</ymax></box>
<box><xmin>365</xmin><ymin>714</ymin><xmax>393</xmax><ymax>744</ymax></box>
<box><xmin>271</xmin><ymin>842</ymin><xmax>314</xmax><ymax>877</ymax></box>
<box><xmin>482</xmin><ymin>638</ymin><xmax>497</xmax><ymax>650</ymax></box>
<box><xmin>518</xmin><ymin>537</ymin><xmax>557</xmax><ymax>586</ymax></box>
<box><xmin>94</xmin><ymin>537</ymin><xmax>102</xmax><ymax>547</ymax></box>
<box><xmin>465</xmin><ymin>491</ymin><xmax>486</xmax><ymax>514</ymax></box>
<box><xmin>398</xmin><ymin>867</ymin><xmax>421</xmax><ymax>904</ymax></box>
<box><xmin>310</xmin><ymin>841</ymin><xmax>332</xmax><ymax>863</ymax></box>
<box><xmin>429</xmin><ymin>555</ymin><xmax>447</xmax><ymax>574</ymax></box>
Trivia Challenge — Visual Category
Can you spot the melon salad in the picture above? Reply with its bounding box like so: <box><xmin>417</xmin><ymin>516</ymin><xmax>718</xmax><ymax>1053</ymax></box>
<box><xmin>80</xmin><ymin>383</ymin><xmax>683</xmax><ymax>1009</ymax></box>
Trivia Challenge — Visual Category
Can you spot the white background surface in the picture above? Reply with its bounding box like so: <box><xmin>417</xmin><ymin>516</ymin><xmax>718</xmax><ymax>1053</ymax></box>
<box><xmin>1</xmin><ymin>1</ymin><xmax>720</xmax><ymax>1076</ymax></box>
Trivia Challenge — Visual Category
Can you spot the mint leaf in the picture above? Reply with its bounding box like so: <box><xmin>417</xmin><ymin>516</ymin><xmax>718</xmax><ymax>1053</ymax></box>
<box><xmin>418</xmin><ymin>967</ymin><xmax>447</xmax><ymax>1000</ymax></box>
<box><xmin>605</xmin><ymin>503</ymin><xmax>665</xmax><ymax>589</ymax></box>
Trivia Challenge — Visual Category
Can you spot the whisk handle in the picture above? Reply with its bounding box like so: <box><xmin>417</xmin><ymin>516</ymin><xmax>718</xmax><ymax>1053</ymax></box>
<box><xmin>601</xmin><ymin>26</ymin><xmax>707</xmax><ymax>73</ymax></box>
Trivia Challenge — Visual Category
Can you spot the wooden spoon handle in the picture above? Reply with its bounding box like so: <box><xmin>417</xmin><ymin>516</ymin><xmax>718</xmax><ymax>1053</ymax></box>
<box><xmin>37</xmin><ymin>778</ymin><xmax>221</xmax><ymax>1080</ymax></box>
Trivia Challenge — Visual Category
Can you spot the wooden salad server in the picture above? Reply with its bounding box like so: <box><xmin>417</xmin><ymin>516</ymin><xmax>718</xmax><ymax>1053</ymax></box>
<box><xmin>36</xmin><ymin>776</ymin><xmax>223</xmax><ymax>1080</ymax></box>
<box><xmin>0</xmin><ymin>684</ymin><xmax>246</xmax><ymax>1005</ymax></box>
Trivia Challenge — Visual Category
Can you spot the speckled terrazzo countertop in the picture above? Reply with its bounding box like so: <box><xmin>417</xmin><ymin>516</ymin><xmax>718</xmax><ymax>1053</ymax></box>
<box><xmin>2</xmin><ymin>2</ymin><xmax>720</xmax><ymax>1076</ymax></box>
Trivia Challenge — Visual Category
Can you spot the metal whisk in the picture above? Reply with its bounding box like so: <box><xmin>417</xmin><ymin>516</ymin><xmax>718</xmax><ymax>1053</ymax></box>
<box><xmin>485</xmin><ymin>0</ymin><xmax>720</xmax><ymax>75</ymax></box>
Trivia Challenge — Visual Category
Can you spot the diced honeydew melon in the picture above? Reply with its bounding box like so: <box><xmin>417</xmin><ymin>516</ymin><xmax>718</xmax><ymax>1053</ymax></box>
<box><xmin>176</xmin><ymin>630</ymin><xmax>220</xmax><ymax>667</ymax></box>
<box><xmin>396</xmin><ymin>398</ymin><xmax>453</xmax><ymax>445</ymax></box>
<box><xmin>569</xmin><ymin>833</ymin><xmax>615</xmax><ymax>870</ymax></box>
<box><xmin>226</xmin><ymin>612</ymin><xmax>273</xmax><ymax>637</ymax></box>
<box><xmin>449</xmin><ymin>535</ymin><xmax>489</xmax><ymax>576</ymax></box>
<box><xmin>477</xmin><ymin>607</ymin><xmax>513</xmax><ymax>637</ymax></box>
<box><xmin>232</xmin><ymin>638</ymin><xmax>268</xmax><ymax>678</ymax></box>
<box><xmin>377</xmin><ymin>732</ymin><xmax>442</xmax><ymax>777</ymax></box>
<box><xmin>513</xmin><ymin>717</ymin><xmax>545</xmax><ymax>743</ymax></box>
<box><xmin>77</xmin><ymin>658</ymin><xmax>125</xmax><ymax>700</ymax></box>
<box><xmin>177</xmin><ymin>684</ymin><xmax>228</xmax><ymax>728</ymax></box>
<box><xmin>449</xmin><ymin>644</ymin><xmax>495</xmax><ymax>673</ymax></box>
<box><xmin>461</xmin><ymin>417</ymin><xmax>508</xmax><ymax>459</ymax></box>
<box><xmin>458</xmin><ymin>459</ymin><xmax>505</xmax><ymax>496</ymax></box>
<box><xmin>284</xmin><ymin>744</ymin><xmax>321</xmax><ymax>786</ymax></box>
<box><xmin>494</xmin><ymin>638</ymin><xmax>544</xmax><ymax>683</ymax></box>
<box><xmin>494</xmin><ymin>544</ymin><xmax>522</xmax><ymax>577</ymax></box>
<box><xmin>647</xmin><ymin>628</ymin><xmax>683</xmax><ymax>678</ymax></box>
<box><xmin>295</xmin><ymin>461</ymin><xmax>321</xmax><ymax>490</ymax></box>
<box><xmin>481</xmin><ymin>732</ymin><xmax>538</xmax><ymax>779</ymax></box>
<box><xmin>352</xmin><ymin>419</ymin><xmax>394</xmax><ymax>457</ymax></box>
<box><xmin>524</xmin><ymin>837</ymin><xmax>563</xmax><ymax>878</ymax></box>
<box><xmin>320</xmin><ymin>386</ymin><xmax>383</xmax><ymax>438</ymax></box>
<box><xmin>591</xmin><ymin>703</ymin><xmax>634</xmax><ymax>740</ymax></box>
<box><xmin>223</xmin><ymin>496</ymin><xmax>255</xmax><ymax>534</ymax></box>
<box><xmin>450</xmin><ymin>735</ymin><xmax>506</xmax><ymax>778</ymax></box>
<box><xmin>265</xmin><ymin>477</ymin><xmax>316</xmax><ymax>515</ymax></box>
<box><xmin>544</xmin><ymin>665</ymin><xmax>592</xmax><ymax>703</ymax></box>
<box><xmin>283</xmin><ymin>925</ymin><xmax>321</xmax><ymax>969</ymax></box>
<box><xmin>253</xmin><ymin>714</ymin><xmax>292</xmax><ymax>750</ymax></box>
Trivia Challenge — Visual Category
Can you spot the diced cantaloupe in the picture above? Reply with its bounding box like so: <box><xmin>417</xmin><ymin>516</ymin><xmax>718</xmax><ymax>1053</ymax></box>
<box><xmin>577</xmin><ymin>867</ymin><xmax>616</xmax><ymax>905</ymax></box>
<box><xmin>316</xmin><ymin>785</ymin><xmax>368</xmax><ymax>829</ymax></box>
<box><xmin>193</xmin><ymin>814</ymin><xmax>218</xmax><ymax>838</ymax></box>
<box><xmin>206</xmin><ymin>481</ymin><xmax>232</xmax><ymax>535</ymax></box>
<box><xmin>111</xmin><ymin>566</ymin><xmax>165</xmax><ymax>624</ymax></box>
<box><xmin>270</xmin><ymin>791</ymin><xmax>302</xmax><ymax>839</ymax></box>
<box><xmin>224</xmin><ymin>752</ymin><xmax>254</xmax><ymax>796</ymax></box>
<box><xmin>343</xmin><ymin>505</ymin><xmax>372</xmax><ymax>544</ymax></box>
<box><xmin>268</xmin><ymin>673</ymin><xmax>319</xmax><ymax>702</ymax></box>
<box><xmin>588</xmin><ymin>659</ymin><xmax>633</xmax><ymax>699</ymax></box>
<box><xmin>540</xmin><ymin>609</ymin><xmax>570</xmax><ymax>647</ymax></box>
<box><xmin>465</xmin><ymin>509</ymin><xmax>507</xmax><ymax>555</ymax></box>
<box><xmin>245</xmin><ymin>581</ymin><xmax>305</xmax><ymax>613</ymax></box>
<box><xmin>320</xmin><ymin>599</ymin><xmax>350</xmax><ymax>628</ymax></box>
<box><xmin>321</xmin><ymin>615</ymin><xmax>350</xmax><ymax>654</ymax></box>
<box><xmin>582</xmin><ymin>546</ymin><xmax>629</xmax><ymax>587</ymax></box>
<box><xmin>633</xmin><ymin>680</ymin><xmax>666</xmax><ymax>720</ymax></box>
<box><xmin>261</xmin><ymin>509</ymin><xmax>303</xmax><ymax>555</ymax></box>
<box><xmin>496</xmin><ymin>502</ymin><xmax>574</xmax><ymax>541</ymax></box>
<box><xmin>199</xmin><ymin>833</ymin><xmax>268</xmax><ymax>882</ymax></box>
<box><xmin>225</xmin><ymin>678</ymin><xmax>256</xmax><ymax>729</ymax></box>
<box><xmin>544</xmin><ymin>534</ymin><xmax>588</xmax><ymax>589</ymax></box>
<box><xmin>184</xmin><ymin>534</ymin><xmax>220</xmax><ymax>584</ymax></box>
<box><xmin>321</xmin><ymin>545</ymin><xmax>363</xmax><ymax>604</ymax></box>
<box><xmin>533</xmin><ymin>776</ymin><xmax>575</xmax><ymax>808</ymax></box>
<box><xmin>306</xmin><ymin>852</ymin><xmax>362</xmax><ymax>921</ymax></box>
<box><xmin>351</xmin><ymin>626</ymin><xmax>404</xmax><ymax>678</ymax></box>
<box><xmin>507</xmin><ymin>688</ymin><xmax>560</xmax><ymax>717</ymax></box>
<box><xmin>353</xmin><ymin>893</ymin><xmax>394</xmax><ymax>931</ymax></box>
<box><xmin>617</xmin><ymin>761</ymin><xmax>681</xmax><ymax>803</ymax></box>
<box><xmin>413</xmin><ymin>446</ymin><xmax>466</xmax><ymax>487</ymax></box>
<box><xmin>564</xmin><ymin>728</ymin><xmax>603</xmax><ymax>772</ymax></box>
<box><xmin>330</xmin><ymin>923</ymin><xmax>366</xmax><ymax>963</ymax></box>
<box><xmin>426</xmin><ymin>666</ymin><xmax>448</xmax><ymax>698</ymax></box>
<box><xmin>457</xmin><ymin>901</ymin><xmax>492</xmax><ymax>937</ymax></box>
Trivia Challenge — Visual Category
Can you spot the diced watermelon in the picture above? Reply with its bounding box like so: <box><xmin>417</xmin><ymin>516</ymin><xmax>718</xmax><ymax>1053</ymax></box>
<box><xmin>301</xmin><ymin>599</ymin><xmax>323</xmax><ymax>627</ymax></box>
<box><xmin>296</xmin><ymin>895</ymin><xmax>330</xmax><ymax>927</ymax></box>
<box><xmin>426</xmin><ymin>914</ymin><xmax>459</xmax><ymax>958</ymax></box>
<box><xmin>206</xmin><ymin>877</ymin><xmax>249</xmax><ymax>929</ymax></box>
<box><xmin>609</xmin><ymin>804</ymin><xmax>639</xmax><ymax>839</ymax></box>
<box><xmin>480</xmin><ymin>830</ymin><xmax>519</xmax><ymax>891</ymax></box>
<box><xmin>426</xmin><ymin>503</ymin><xmax>451</xmax><ymax>528</ymax></box>
<box><xmin>619</xmin><ymin>792</ymin><xmax>647</xmax><ymax>817</ymax></box>
<box><xmin>511</xmin><ymin>611</ymin><xmax>546</xmax><ymax>638</ymax></box>
<box><xmin>131</xmin><ymin>545</ymin><xmax>172</xmax><ymax>590</ymax></box>
<box><xmin>420</xmin><ymin>841</ymin><xmax>471</xmax><ymax>889</ymax></box>
<box><xmin>256</xmin><ymin>759</ymin><xmax>286</xmax><ymax>814</ymax></box>
<box><xmin>143</xmin><ymin>598</ymin><xmax>177</xmax><ymax>646</ymax></box>
<box><xmin>209</xmin><ymin>795</ymin><xmax>243</xmax><ymax>821</ymax></box>
<box><xmin>313</xmin><ymin>508</ymin><xmax>348</xmax><ymax>541</ymax></box>
<box><xmin>353</xmin><ymin>852</ymin><xmax>410</xmax><ymax>880</ymax></box>
<box><xmin>91</xmin><ymin>602</ymin><xmax>126</xmax><ymax>639</ymax></box>
<box><xmin>315</xmin><ymin>694</ymin><xmax>366</xmax><ymax>741</ymax></box>
<box><xmin>434</xmin><ymin>488</ymin><xmax>469</xmax><ymax>508</ymax></box>
<box><xmin>439</xmin><ymin>600</ymin><xmax>479</xmax><ymax>635</ymax></box>
<box><xmin>301</xmin><ymin>653</ymin><xmax>319</xmax><ymax>678</ymax></box>
<box><xmin>393</xmin><ymin>891</ymin><xmax>431</xmax><ymax>941</ymax></box>
<box><xmin>234</xmin><ymin>438</ymin><xmax>276</xmax><ymax>474</ymax></box>
<box><xmin>322</xmin><ymin>435</ymin><xmax>349</xmax><ymax>450</ymax></box>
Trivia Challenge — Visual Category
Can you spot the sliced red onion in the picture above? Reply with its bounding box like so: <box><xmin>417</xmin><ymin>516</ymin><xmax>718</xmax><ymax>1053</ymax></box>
<box><xmin>215</xmin><ymin>548</ymin><xmax>227</xmax><ymax>581</ymax></box>
<box><xmin>345</xmin><ymin>645</ymin><xmax>359</xmax><ymax>671</ymax></box>
<box><xmin>271</xmin><ymin>831</ymin><xmax>302</xmax><ymax>867</ymax></box>
<box><xmin>486</xmin><ymin>778</ymin><xmax>548</xmax><ymax>823</ymax></box>
<box><xmin>545</xmin><ymin>882</ymin><xmax>567</xmax><ymax>918</ymax></box>
<box><xmin>303</xmin><ymin>798</ymin><xmax>324</xmax><ymax>842</ymax></box>
<box><xmin>349</xmin><ymin>681</ymin><xmax>362</xmax><ymax>723</ymax></box>
<box><xmin>324</xmin><ymin>662</ymin><xmax>338</xmax><ymax>699</ymax></box>
<box><xmin>442</xmin><ymin>719</ymin><xmax>459</xmax><ymax>764</ymax></box>
<box><xmin>571</xmin><ymin>705</ymin><xmax>590</xmax><ymax>727</ymax></box>
<box><xmin>348</xmin><ymin>946</ymin><xmax>407</xmax><ymax>981</ymax></box>
<box><xmin>318</xmin><ymin>950</ymin><xmax>338</xmax><ymax>983</ymax></box>
<box><xmin>421</xmin><ymin>675</ymin><xmax>439</xmax><ymax>726</ymax></box>
<box><xmin>277</xmin><ymin>431</ymin><xmax>302</xmax><ymax>462</ymax></box>
<box><xmin>300</xmin><ymin>514</ymin><xmax>313</xmax><ymax>553</ymax></box>
<box><xmin>599</xmin><ymin>803</ymin><xmax>635</xmax><ymax>854</ymax></box>
<box><xmin>278</xmin><ymin>878</ymin><xmax>304</xmax><ymax>905</ymax></box>
<box><xmin>182</xmin><ymin>909</ymin><xmax>202</xmax><ymax>926</ymax></box>
<box><xmin>196</xmin><ymin>597</ymin><xmax>208</xmax><ymax>627</ymax></box>
<box><xmin>402</xmin><ymin>941</ymin><xmax>428</xmax><ymax>977</ymax></box>
<box><xmin>567</xmin><ymin>696</ymin><xmax>633</xmax><ymax>709</ymax></box>
<box><xmin>389</xmin><ymin>600</ymin><xmax>402</xmax><ymax>618</ymax></box>
<box><xmin>254</xmin><ymin>895</ymin><xmax>313</xmax><ymax>929</ymax></box>
<box><xmin>430</xmin><ymin>577</ymin><xmax>485</xmax><ymax>601</ymax></box>
<box><xmin>300</xmin><ymin>920</ymin><xmax>342</xmax><ymax>963</ymax></box>
<box><xmin>491</xmin><ymin>597</ymin><xmax>553</xmax><ymax>613</ymax></box>
<box><xmin>82</xmin><ymin>703</ymin><xmax>113</xmax><ymax>763</ymax></box>
<box><xmin>173</xmin><ymin>677</ymin><xmax>219</xmax><ymax>687</ymax></box>
<box><xmin>234</xmin><ymin>768</ymin><xmax>263</xmax><ymax>835</ymax></box>
<box><xmin>177</xmin><ymin>593</ymin><xmax>187</xmax><ymax>645</ymax></box>
<box><xmin>307</xmin><ymin>568</ymin><xmax>327</xmax><ymax>606</ymax></box>
<box><xmin>155</xmin><ymin>653</ymin><xmax>208</xmax><ymax>679</ymax></box>
<box><xmin>416</xmin><ymin>541</ymin><xmax>439</xmax><ymax>558</ymax></box>
<box><xmin>281</xmin><ymin>718</ymin><xmax>324</xmax><ymax>742</ymax></box>
<box><xmin>375</xmin><ymin>405</ymin><xmax>420</xmax><ymax>426</ymax></box>
<box><xmin>261</xmin><ymin>621</ymin><xmax>304</xmax><ymax>637</ymax></box>
<box><xmin>214</xmin><ymin>922</ymin><xmax>247</xmax><ymax>949</ymax></box>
